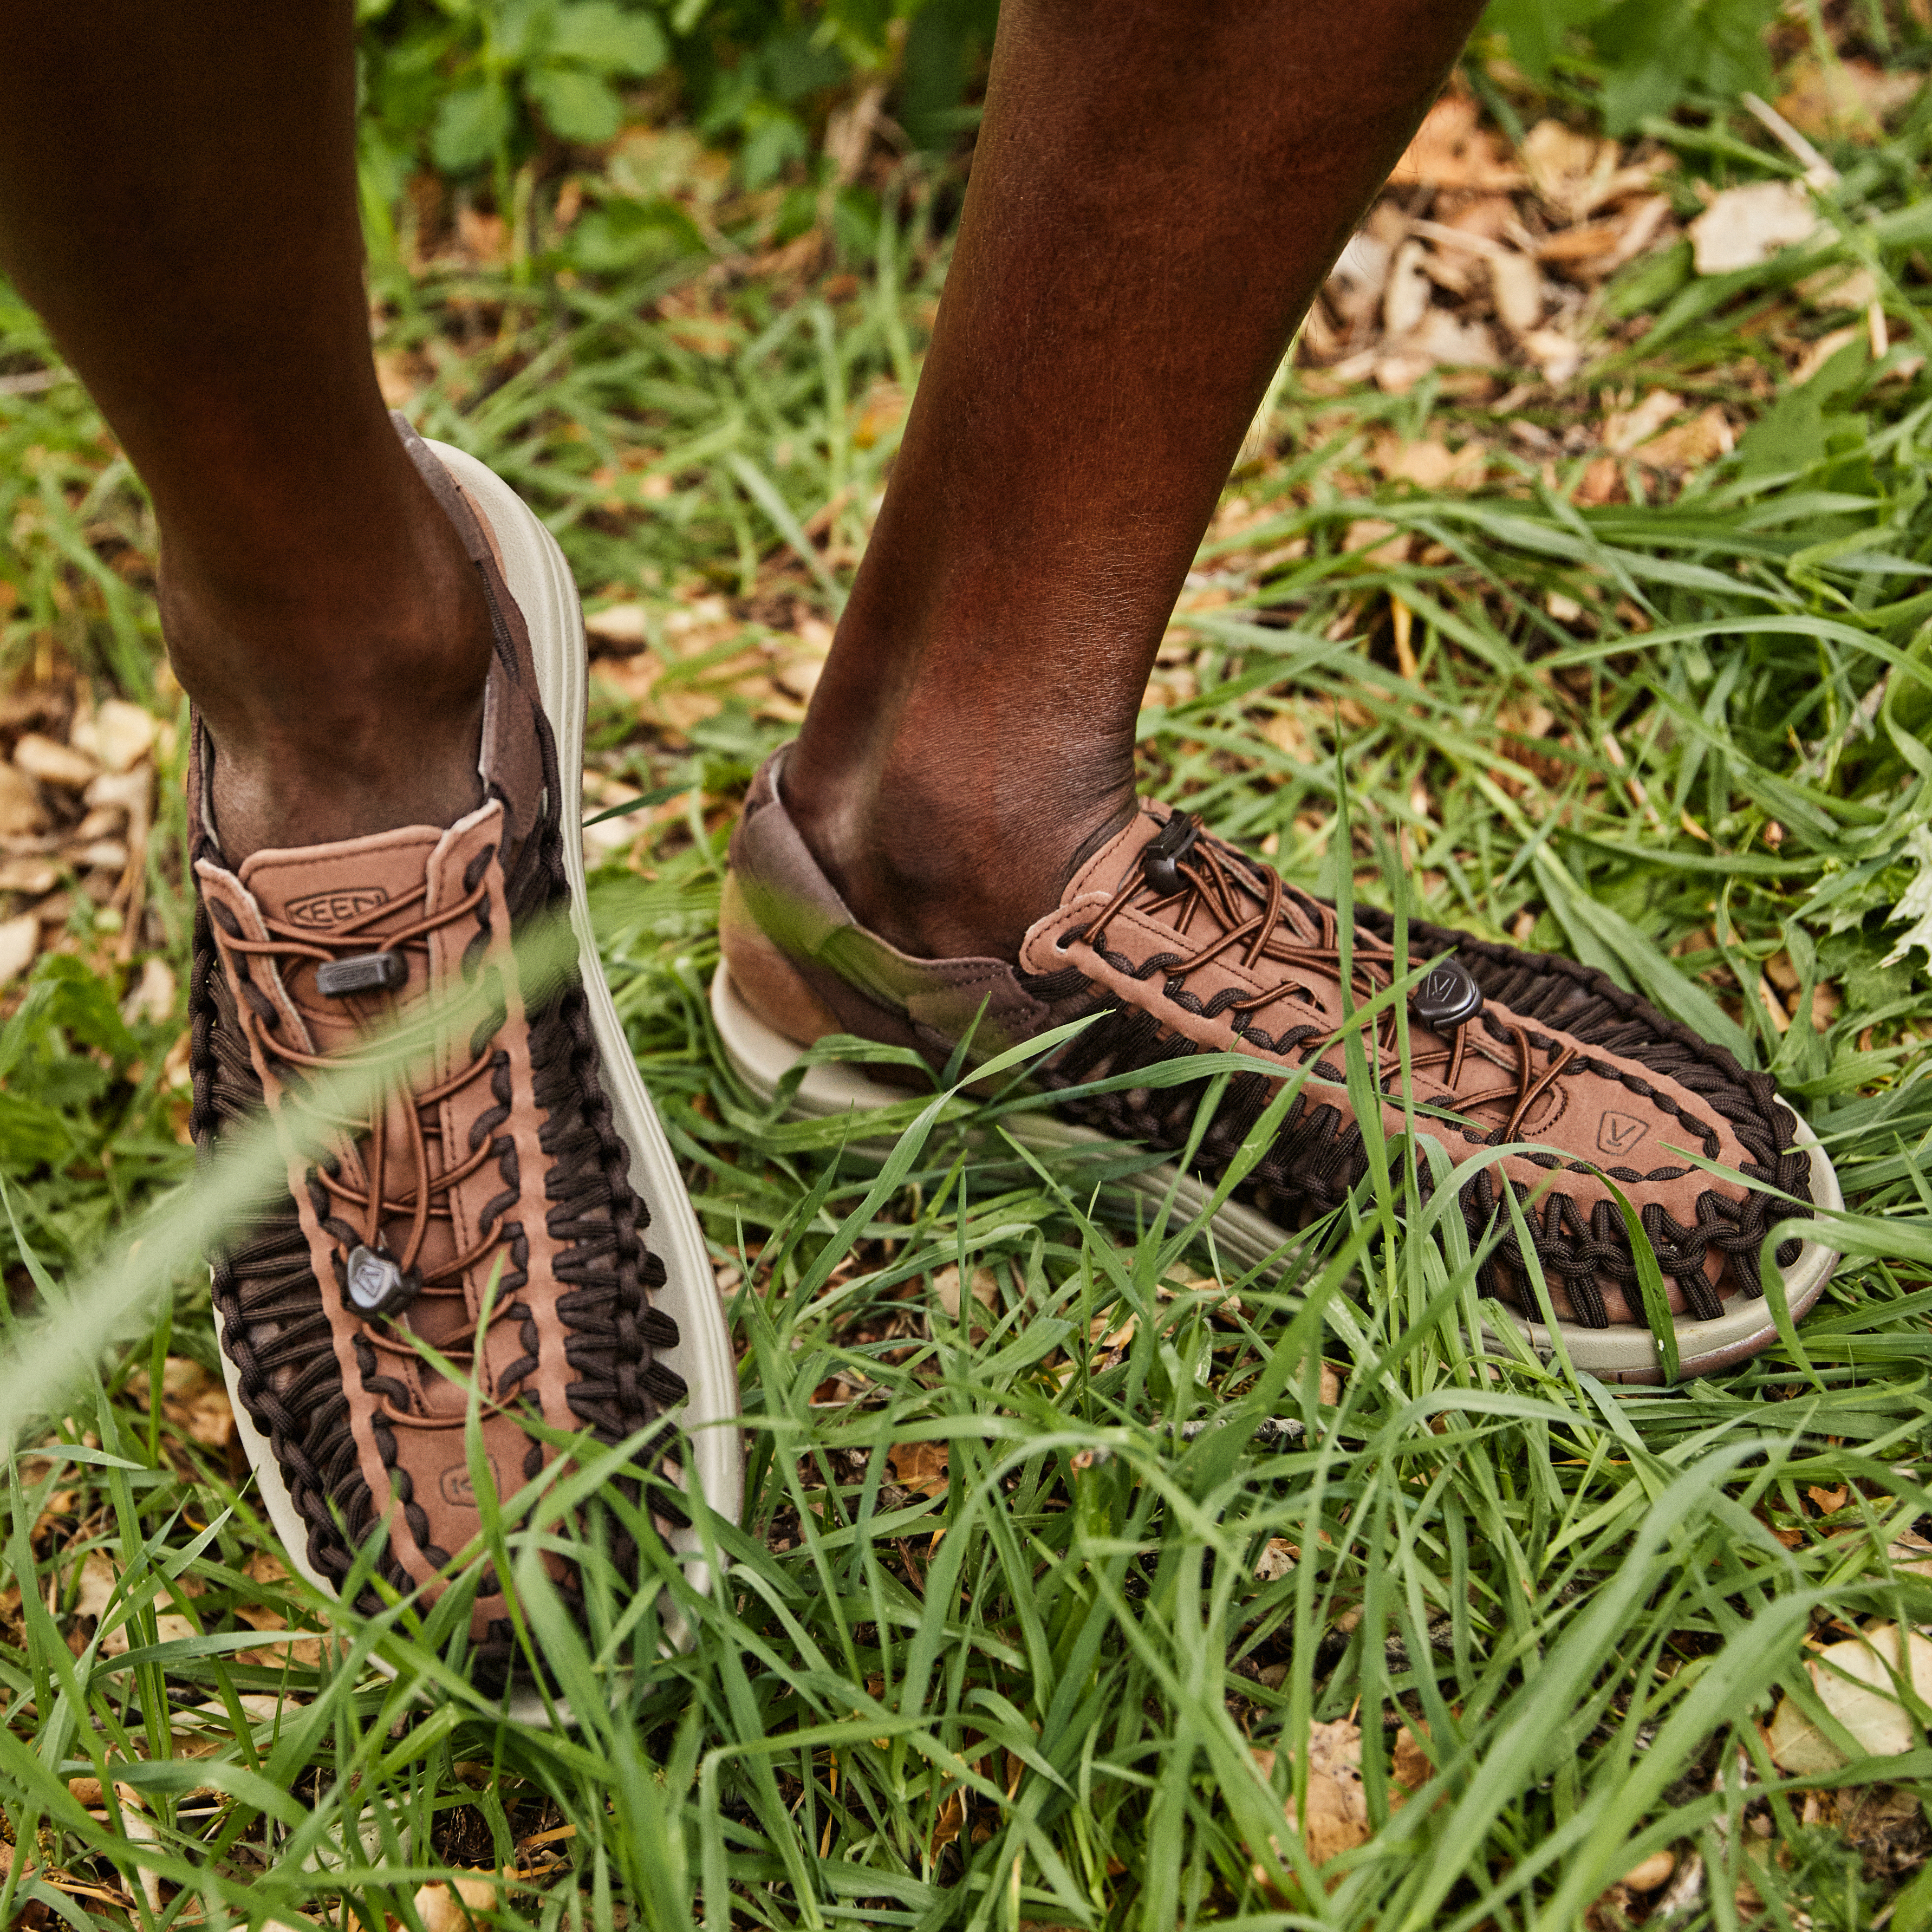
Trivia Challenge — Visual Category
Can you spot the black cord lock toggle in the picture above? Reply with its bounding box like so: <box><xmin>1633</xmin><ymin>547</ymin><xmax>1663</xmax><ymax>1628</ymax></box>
<box><xmin>1410</xmin><ymin>954</ymin><xmax>1484</xmax><ymax>1031</ymax></box>
<box><xmin>343</xmin><ymin>1244</ymin><xmax>420</xmax><ymax>1319</ymax></box>
<box><xmin>316</xmin><ymin>951</ymin><xmax>407</xmax><ymax>1000</ymax></box>
<box><xmin>1141</xmin><ymin>813</ymin><xmax>1200</xmax><ymax>897</ymax></box>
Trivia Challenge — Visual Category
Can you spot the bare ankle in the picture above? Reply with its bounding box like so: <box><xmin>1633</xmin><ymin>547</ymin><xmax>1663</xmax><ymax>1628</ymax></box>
<box><xmin>166</xmin><ymin>528</ymin><xmax>496</xmax><ymax>860</ymax></box>
<box><xmin>205</xmin><ymin>698</ymin><xmax>486</xmax><ymax>860</ymax></box>
<box><xmin>782</xmin><ymin>734</ymin><xmax>1135</xmax><ymax>962</ymax></box>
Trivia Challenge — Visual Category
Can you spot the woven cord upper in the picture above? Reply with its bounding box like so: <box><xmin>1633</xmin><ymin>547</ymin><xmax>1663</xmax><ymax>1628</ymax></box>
<box><xmin>193</xmin><ymin>708</ymin><xmax>686</xmax><ymax>1682</ymax></box>
<box><xmin>1016</xmin><ymin>820</ymin><xmax>1812</xmax><ymax>1325</ymax></box>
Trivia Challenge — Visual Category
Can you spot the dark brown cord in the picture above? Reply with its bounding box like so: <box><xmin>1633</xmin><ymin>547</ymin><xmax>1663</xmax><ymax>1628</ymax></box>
<box><xmin>1028</xmin><ymin>816</ymin><xmax>1814</xmax><ymax>1325</ymax></box>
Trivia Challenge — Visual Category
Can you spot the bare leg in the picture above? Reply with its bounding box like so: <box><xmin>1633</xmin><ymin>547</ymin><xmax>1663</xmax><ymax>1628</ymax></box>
<box><xmin>0</xmin><ymin>0</ymin><xmax>492</xmax><ymax>860</ymax></box>
<box><xmin>784</xmin><ymin>0</ymin><xmax>1485</xmax><ymax>960</ymax></box>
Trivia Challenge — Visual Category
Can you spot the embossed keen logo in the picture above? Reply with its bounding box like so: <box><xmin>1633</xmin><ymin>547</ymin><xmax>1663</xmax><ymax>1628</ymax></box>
<box><xmin>1596</xmin><ymin>1111</ymin><xmax>1648</xmax><ymax>1156</ymax></box>
<box><xmin>439</xmin><ymin>1461</ymin><xmax>499</xmax><ymax>1508</ymax></box>
<box><xmin>285</xmin><ymin>885</ymin><xmax>389</xmax><ymax>928</ymax></box>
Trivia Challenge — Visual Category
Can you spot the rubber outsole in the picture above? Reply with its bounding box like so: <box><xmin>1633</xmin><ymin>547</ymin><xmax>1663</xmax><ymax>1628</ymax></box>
<box><xmin>218</xmin><ymin>441</ymin><xmax>741</xmax><ymax>1721</ymax></box>
<box><xmin>710</xmin><ymin>960</ymin><xmax>1843</xmax><ymax>1384</ymax></box>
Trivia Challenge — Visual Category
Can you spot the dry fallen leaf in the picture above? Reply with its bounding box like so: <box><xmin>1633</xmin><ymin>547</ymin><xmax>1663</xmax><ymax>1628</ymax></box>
<box><xmin>929</xmin><ymin>1790</ymin><xmax>964</xmax><ymax>1853</ymax></box>
<box><xmin>1797</xmin><ymin>262</ymin><xmax>1880</xmax><ymax>311</ymax></box>
<box><xmin>0</xmin><ymin>762</ymin><xmax>44</xmax><ymax>836</ymax></box>
<box><xmin>1374</xmin><ymin>437</ymin><xmax>1488</xmax><ymax>491</ymax></box>
<box><xmin>1767</xmin><ymin>1622</ymin><xmax>1932</xmax><ymax>1772</ymax></box>
<box><xmin>14</xmin><ymin>732</ymin><xmax>98</xmax><ymax>789</ymax></box>
<box><xmin>1522</xmin><ymin>119</ymin><xmax>1617</xmax><ymax>222</ymax></box>
<box><xmin>135</xmin><ymin>1356</ymin><xmax>237</xmax><ymax>1449</ymax></box>
<box><xmin>1344</xmin><ymin>521</ymin><xmax>1408</xmax><ymax>567</ymax></box>
<box><xmin>415</xmin><ymin>1876</ymin><xmax>497</xmax><ymax>1932</ymax></box>
<box><xmin>121</xmin><ymin>956</ymin><xmax>175</xmax><ymax>1026</ymax></box>
<box><xmin>1603</xmin><ymin>390</ymin><xmax>1684</xmax><ymax>455</ymax></box>
<box><xmin>66</xmin><ymin>1551</ymin><xmax>198</xmax><ymax>1657</ymax></box>
<box><xmin>1284</xmin><ymin>1721</ymin><xmax>1370</xmax><ymax>1864</ymax></box>
<box><xmin>1488</xmin><ymin>251</ymin><xmax>1547</xmax><ymax>336</ymax></box>
<box><xmin>1262</xmin><ymin>707</ymin><xmax>1313</xmax><ymax>764</ymax></box>
<box><xmin>1794</xmin><ymin>324</ymin><xmax>1863</xmax><ymax>385</ymax></box>
<box><xmin>0</xmin><ymin>912</ymin><xmax>37</xmax><ymax>988</ymax></box>
<box><xmin>584</xmin><ymin>603</ymin><xmax>650</xmax><ymax>648</ymax></box>
<box><xmin>889</xmin><ymin>1440</ymin><xmax>949</xmax><ymax>1498</ymax></box>
<box><xmin>1688</xmin><ymin>180</ymin><xmax>1823</xmax><ymax>275</ymax></box>
<box><xmin>1382</xmin><ymin>239</ymin><xmax>1433</xmax><ymax>339</ymax></box>
<box><xmin>1405</xmin><ymin>308</ymin><xmax>1499</xmax><ymax>369</ymax></box>
<box><xmin>1254</xmin><ymin>1540</ymin><xmax>1296</xmax><ymax>1583</ymax></box>
<box><xmin>1391</xmin><ymin>1723</ymin><xmax>1433</xmax><ymax>1791</ymax></box>
<box><xmin>1777</xmin><ymin>55</ymin><xmax>1923</xmax><ymax>142</ymax></box>
<box><xmin>1325</xmin><ymin>230</ymin><xmax>1392</xmax><ymax>331</ymax></box>
<box><xmin>1631</xmin><ymin>407</ymin><xmax>1734</xmax><ymax>473</ymax></box>
<box><xmin>1388</xmin><ymin>93</ymin><xmax>1523</xmax><ymax>192</ymax></box>
<box><xmin>68</xmin><ymin>700</ymin><xmax>156</xmax><ymax>775</ymax></box>
<box><xmin>932</xmin><ymin>1265</ymin><xmax>998</xmax><ymax>1322</ymax></box>
<box><xmin>1522</xmin><ymin>326</ymin><xmax>1586</xmax><ymax>385</ymax></box>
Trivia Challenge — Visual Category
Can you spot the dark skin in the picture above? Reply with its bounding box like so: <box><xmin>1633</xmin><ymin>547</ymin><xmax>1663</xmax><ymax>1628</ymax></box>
<box><xmin>787</xmin><ymin>0</ymin><xmax>1488</xmax><ymax>960</ymax></box>
<box><xmin>0</xmin><ymin>0</ymin><xmax>1483</xmax><ymax>902</ymax></box>
<box><xmin>0</xmin><ymin>0</ymin><xmax>493</xmax><ymax>860</ymax></box>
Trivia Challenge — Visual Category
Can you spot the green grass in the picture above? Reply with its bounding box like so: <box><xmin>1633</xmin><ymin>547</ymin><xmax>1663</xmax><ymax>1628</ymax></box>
<box><xmin>4</xmin><ymin>83</ymin><xmax>1932</xmax><ymax>1932</ymax></box>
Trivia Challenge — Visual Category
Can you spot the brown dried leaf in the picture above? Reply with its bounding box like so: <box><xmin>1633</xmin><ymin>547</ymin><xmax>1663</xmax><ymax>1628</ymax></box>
<box><xmin>1488</xmin><ymin>251</ymin><xmax>1548</xmax><ymax>336</ymax></box>
<box><xmin>932</xmin><ymin>1265</ymin><xmax>998</xmax><ymax>1321</ymax></box>
<box><xmin>1261</xmin><ymin>707</ymin><xmax>1313</xmax><ymax>764</ymax></box>
<box><xmin>68</xmin><ymin>701</ymin><xmax>155</xmax><ymax>775</ymax></box>
<box><xmin>1631</xmin><ymin>407</ymin><xmax>1733</xmax><ymax>473</ymax></box>
<box><xmin>1797</xmin><ymin>263</ymin><xmax>1880</xmax><ymax>311</ymax></box>
<box><xmin>889</xmin><ymin>1440</ymin><xmax>949</xmax><ymax>1498</ymax></box>
<box><xmin>1523</xmin><ymin>327</ymin><xmax>1586</xmax><ymax>385</ymax></box>
<box><xmin>1343</xmin><ymin>521</ymin><xmax>1407</xmax><ymax>565</ymax></box>
<box><xmin>1373</xmin><ymin>437</ymin><xmax>1488</xmax><ymax>490</ymax></box>
<box><xmin>1283</xmin><ymin>1720</ymin><xmax>1370</xmax><ymax>1864</ymax></box>
<box><xmin>454</xmin><ymin>207</ymin><xmax>509</xmax><ymax>268</ymax></box>
<box><xmin>1404</xmin><ymin>308</ymin><xmax>1500</xmax><ymax>369</ymax></box>
<box><xmin>1382</xmin><ymin>240</ymin><xmax>1433</xmax><ymax>339</ymax></box>
<box><xmin>1388</xmin><ymin>94</ymin><xmax>1524</xmax><ymax>192</ymax></box>
<box><xmin>1688</xmin><ymin>181</ymin><xmax>1823</xmax><ymax>275</ymax></box>
<box><xmin>1324</xmin><ymin>232</ymin><xmax>1392</xmax><ymax>330</ymax></box>
<box><xmin>415</xmin><ymin>1876</ymin><xmax>497</xmax><ymax>1932</ymax></box>
<box><xmin>1777</xmin><ymin>56</ymin><xmax>1923</xmax><ymax>142</ymax></box>
<box><xmin>1603</xmin><ymin>390</ymin><xmax>1683</xmax><ymax>454</ymax></box>
<box><xmin>1624</xmin><ymin>1850</ymin><xmax>1677</xmax><ymax>1893</ymax></box>
<box><xmin>1522</xmin><ymin>119</ymin><xmax>1615</xmax><ymax>220</ymax></box>
<box><xmin>1768</xmin><ymin>1622</ymin><xmax>1932</xmax><ymax>1772</ymax></box>
<box><xmin>1254</xmin><ymin>1539</ymin><xmax>1296</xmax><ymax>1582</ymax></box>
<box><xmin>14</xmin><ymin>733</ymin><xmax>99</xmax><ymax>789</ymax></box>
<box><xmin>1391</xmin><ymin>1723</ymin><xmax>1433</xmax><ymax>1791</ymax></box>
<box><xmin>1575</xmin><ymin>454</ymin><xmax>1623</xmax><ymax>506</ymax></box>
<box><xmin>0</xmin><ymin>763</ymin><xmax>45</xmax><ymax>836</ymax></box>
<box><xmin>0</xmin><ymin>912</ymin><xmax>37</xmax><ymax>988</ymax></box>
<box><xmin>584</xmin><ymin>603</ymin><xmax>650</xmax><ymax>648</ymax></box>
<box><xmin>1794</xmin><ymin>325</ymin><xmax>1863</xmax><ymax>385</ymax></box>
<box><xmin>930</xmin><ymin>1790</ymin><xmax>964</xmax><ymax>1852</ymax></box>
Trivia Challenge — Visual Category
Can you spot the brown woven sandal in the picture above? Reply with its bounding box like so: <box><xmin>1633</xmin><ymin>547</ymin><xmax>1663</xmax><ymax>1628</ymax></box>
<box><xmin>192</xmin><ymin>422</ymin><xmax>739</xmax><ymax>1704</ymax></box>
<box><xmin>712</xmin><ymin>749</ymin><xmax>1840</xmax><ymax>1384</ymax></box>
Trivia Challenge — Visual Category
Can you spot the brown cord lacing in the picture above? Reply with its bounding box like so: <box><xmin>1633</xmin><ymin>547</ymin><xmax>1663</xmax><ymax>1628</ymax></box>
<box><xmin>208</xmin><ymin>866</ymin><xmax>522</xmax><ymax>1428</ymax></box>
<box><xmin>1079</xmin><ymin>816</ymin><xmax>1577</xmax><ymax>1142</ymax></box>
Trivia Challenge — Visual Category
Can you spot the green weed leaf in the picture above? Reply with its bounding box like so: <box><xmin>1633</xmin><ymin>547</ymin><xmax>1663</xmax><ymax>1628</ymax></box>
<box><xmin>551</xmin><ymin>1</ymin><xmax>668</xmax><ymax>74</ymax></box>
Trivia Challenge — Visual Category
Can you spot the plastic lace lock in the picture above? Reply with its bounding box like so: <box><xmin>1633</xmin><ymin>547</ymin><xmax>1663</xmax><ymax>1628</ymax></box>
<box><xmin>1140</xmin><ymin>814</ymin><xmax>1200</xmax><ymax>896</ymax></box>
<box><xmin>316</xmin><ymin>951</ymin><xmax>407</xmax><ymax>999</ymax></box>
<box><xmin>1410</xmin><ymin>955</ymin><xmax>1484</xmax><ymax>1031</ymax></box>
<box><xmin>343</xmin><ymin>1244</ymin><xmax>419</xmax><ymax>1318</ymax></box>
